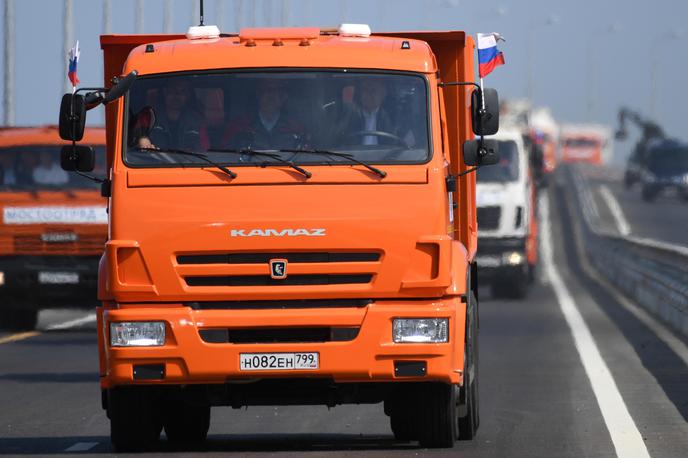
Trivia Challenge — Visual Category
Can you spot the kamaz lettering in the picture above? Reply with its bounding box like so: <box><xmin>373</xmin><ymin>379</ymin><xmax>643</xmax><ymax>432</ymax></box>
<box><xmin>230</xmin><ymin>228</ymin><xmax>326</xmax><ymax>237</ymax></box>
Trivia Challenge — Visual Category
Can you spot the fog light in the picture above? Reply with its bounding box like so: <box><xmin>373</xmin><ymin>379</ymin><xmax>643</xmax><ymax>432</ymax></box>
<box><xmin>393</xmin><ymin>318</ymin><xmax>448</xmax><ymax>343</ymax></box>
<box><xmin>503</xmin><ymin>251</ymin><xmax>524</xmax><ymax>265</ymax></box>
<box><xmin>110</xmin><ymin>322</ymin><xmax>165</xmax><ymax>347</ymax></box>
<box><xmin>0</xmin><ymin>271</ymin><xmax>4</xmax><ymax>286</ymax></box>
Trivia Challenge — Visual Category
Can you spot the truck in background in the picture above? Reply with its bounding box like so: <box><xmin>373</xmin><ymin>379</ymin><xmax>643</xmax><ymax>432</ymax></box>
<box><xmin>58</xmin><ymin>24</ymin><xmax>500</xmax><ymax>450</ymax></box>
<box><xmin>0</xmin><ymin>126</ymin><xmax>107</xmax><ymax>330</ymax></box>
<box><xmin>475</xmin><ymin>126</ymin><xmax>537</xmax><ymax>299</ymax></box>
<box><xmin>559</xmin><ymin>124</ymin><xmax>613</xmax><ymax>166</ymax></box>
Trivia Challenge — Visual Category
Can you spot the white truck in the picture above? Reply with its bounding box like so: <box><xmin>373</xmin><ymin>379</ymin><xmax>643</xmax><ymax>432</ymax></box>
<box><xmin>475</xmin><ymin>127</ymin><xmax>538</xmax><ymax>299</ymax></box>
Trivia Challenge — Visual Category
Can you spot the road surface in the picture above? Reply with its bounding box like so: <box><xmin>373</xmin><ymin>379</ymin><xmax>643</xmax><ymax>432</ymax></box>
<box><xmin>1</xmin><ymin>173</ymin><xmax>687</xmax><ymax>457</ymax></box>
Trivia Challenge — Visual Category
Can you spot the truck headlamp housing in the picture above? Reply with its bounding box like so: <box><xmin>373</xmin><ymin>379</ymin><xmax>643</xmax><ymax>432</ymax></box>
<box><xmin>110</xmin><ymin>322</ymin><xmax>165</xmax><ymax>347</ymax></box>
<box><xmin>393</xmin><ymin>318</ymin><xmax>448</xmax><ymax>343</ymax></box>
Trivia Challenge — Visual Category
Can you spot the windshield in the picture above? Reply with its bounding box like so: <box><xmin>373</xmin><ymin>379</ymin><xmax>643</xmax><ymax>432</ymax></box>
<box><xmin>0</xmin><ymin>145</ymin><xmax>106</xmax><ymax>191</ymax></box>
<box><xmin>647</xmin><ymin>147</ymin><xmax>688</xmax><ymax>175</ymax></box>
<box><xmin>477</xmin><ymin>140</ymin><xmax>519</xmax><ymax>183</ymax></box>
<box><xmin>124</xmin><ymin>71</ymin><xmax>430</xmax><ymax>167</ymax></box>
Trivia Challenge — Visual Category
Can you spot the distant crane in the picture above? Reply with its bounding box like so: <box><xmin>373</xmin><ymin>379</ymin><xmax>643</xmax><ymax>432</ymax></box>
<box><xmin>615</xmin><ymin>107</ymin><xmax>667</xmax><ymax>188</ymax></box>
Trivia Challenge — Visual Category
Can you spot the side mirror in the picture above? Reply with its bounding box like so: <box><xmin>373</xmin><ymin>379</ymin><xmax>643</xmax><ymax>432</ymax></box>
<box><xmin>103</xmin><ymin>70</ymin><xmax>138</xmax><ymax>105</ymax></box>
<box><xmin>471</xmin><ymin>88</ymin><xmax>499</xmax><ymax>136</ymax></box>
<box><xmin>61</xmin><ymin>145</ymin><xmax>95</xmax><ymax>172</ymax></box>
<box><xmin>58</xmin><ymin>94</ymin><xmax>86</xmax><ymax>141</ymax></box>
<box><xmin>463</xmin><ymin>139</ymin><xmax>500</xmax><ymax>166</ymax></box>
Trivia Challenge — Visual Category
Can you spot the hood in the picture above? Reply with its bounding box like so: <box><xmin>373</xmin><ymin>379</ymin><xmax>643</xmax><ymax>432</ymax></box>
<box><xmin>106</xmin><ymin>168</ymin><xmax>453</xmax><ymax>303</ymax></box>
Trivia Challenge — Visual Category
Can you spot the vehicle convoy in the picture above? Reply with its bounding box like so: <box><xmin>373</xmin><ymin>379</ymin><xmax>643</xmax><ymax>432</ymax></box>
<box><xmin>58</xmin><ymin>23</ymin><xmax>500</xmax><ymax>450</ymax></box>
<box><xmin>635</xmin><ymin>140</ymin><xmax>688</xmax><ymax>202</ymax></box>
<box><xmin>475</xmin><ymin>127</ymin><xmax>537</xmax><ymax>298</ymax></box>
<box><xmin>0</xmin><ymin>126</ymin><xmax>106</xmax><ymax>330</ymax></box>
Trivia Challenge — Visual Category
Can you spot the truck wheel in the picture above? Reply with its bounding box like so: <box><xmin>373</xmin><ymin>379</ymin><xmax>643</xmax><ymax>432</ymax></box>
<box><xmin>417</xmin><ymin>383</ymin><xmax>457</xmax><ymax>448</ymax></box>
<box><xmin>390</xmin><ymin>412</ymin><xmax>417</xmax><ymax>441</ymax></box>
<box><xmin>0</xmin><ymin>308</ymin><xmax>38</xmax><ymax>331</ymax></box>
<box><xmin>458</xmin><ymin>291</ymin><xmax>479</xmax><ymax>440</ymax></box>
<box><xmin>109</xmin><ymin>387</ymin><xmax>162</xmax><ymax>452</ymax></box>
<box><xmin>164</xmin><ymin>402</ymin><xmax>211</xmax><ymax>446</ymax></box>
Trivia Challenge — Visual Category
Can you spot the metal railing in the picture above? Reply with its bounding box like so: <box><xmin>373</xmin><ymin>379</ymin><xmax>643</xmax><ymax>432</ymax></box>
<box><xmin>567</xmin><ymin>165</ymin><xmax>688</xmax><ymax>337</ymax></box>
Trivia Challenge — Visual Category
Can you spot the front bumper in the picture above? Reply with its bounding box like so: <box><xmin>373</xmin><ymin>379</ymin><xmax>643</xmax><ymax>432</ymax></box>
<box><xmin>0</xmin><ymin>255</ymin><xmax>99</xmax><ymax>308</ymax></box>
<box><xmin>99</xmin><ymin>297</ymin><xmax>466</xmax><ymax>388</ymax></box>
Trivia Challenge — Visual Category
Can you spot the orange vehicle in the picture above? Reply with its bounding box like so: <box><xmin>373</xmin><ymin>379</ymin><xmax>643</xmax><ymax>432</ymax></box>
<box><xmin>59</xmin><ymin>23</ymin><xmax>500</xmax><ymax>450</ymax></box>
<box><xmin>0</xmin><ymin>126</ymin><xmax>106</xmax><ymax>330</ymax></box>
<box><xmin>560</xmin><ymin>129</ymin><xmax>605</xmax><ymax>165</ymax></box>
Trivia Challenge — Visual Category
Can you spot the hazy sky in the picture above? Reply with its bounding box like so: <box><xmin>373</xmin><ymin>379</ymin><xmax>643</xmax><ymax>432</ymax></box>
<box><xmin>1</xmin><ymin>0</ymin><xmax>687</xmax><ymax>159</ymax></box>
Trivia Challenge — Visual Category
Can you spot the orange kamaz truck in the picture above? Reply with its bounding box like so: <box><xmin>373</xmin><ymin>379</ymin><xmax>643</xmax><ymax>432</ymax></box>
<box><xmin>0</xmin><ymin>126</ymin><xmax>107</xmax><ymax>330</ymax></box>
<box><xmin>58</xmin><ymin>23</ymin><xmax>500</xmax><ymax>450</ymax></box>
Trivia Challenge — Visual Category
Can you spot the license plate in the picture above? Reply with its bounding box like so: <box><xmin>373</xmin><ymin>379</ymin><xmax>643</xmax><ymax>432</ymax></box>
<box><xmin>38</xmin><ymin>271</ymin><xmax>79</xmax><ymax>284</ymax></box>
<box><xmin>239</xmin><ymin>352</ymin><xmax>319</xmax><ymax>371</ymax></box>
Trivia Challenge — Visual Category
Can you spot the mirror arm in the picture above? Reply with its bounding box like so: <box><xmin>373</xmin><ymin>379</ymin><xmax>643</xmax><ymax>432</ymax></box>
<box><xmin>457</xmin><ymin>165</ymin><xmax>481</xmax><ymax>178</ymax></box>
<box><xmin>74</xmin><ymin>170</ymin><xmax>106</xmax><ymax>184</ymax></box>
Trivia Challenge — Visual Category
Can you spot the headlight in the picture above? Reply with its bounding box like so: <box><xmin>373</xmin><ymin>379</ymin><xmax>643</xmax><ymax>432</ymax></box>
<box><xmin>393</xmin><ymin>318</ymin><xmax>448</xmax><ymax>343</ymax></box>
<box><xmin>110</xmin><ymin>322</ymin><xmax>166</xmax><ymax>347</ymax></box>
<box><xmin>502</xmin><ymin>251</ymin><xmax>525</xmax><ymax>265</ymax></box>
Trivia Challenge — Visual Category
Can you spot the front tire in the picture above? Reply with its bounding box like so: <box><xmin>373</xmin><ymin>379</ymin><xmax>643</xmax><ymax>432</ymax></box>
<box><xmin>109</xmin><ymin>387</ymin><xmax>163</xmax><ymax>452</ymax></box>
<box><xmin>0</xmin><ymin>306</ymin><xmax>38</xmax><ymax>331</ymax></box>
<box><xmin>163</xmin><ymin>401</ymin><xmax>211</xmax><ymax>446</ymax></box>
<box><xmin>417</xmin><ymin>383</ymin><xmax>457</xmax><ymax>448</ymax></box>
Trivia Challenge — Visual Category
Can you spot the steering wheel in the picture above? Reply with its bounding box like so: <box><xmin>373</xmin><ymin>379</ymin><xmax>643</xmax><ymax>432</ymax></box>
<box><xmin>344</xmin><ymin>130</ymin><xmax>408</xmax><ymax>147</ymax></box>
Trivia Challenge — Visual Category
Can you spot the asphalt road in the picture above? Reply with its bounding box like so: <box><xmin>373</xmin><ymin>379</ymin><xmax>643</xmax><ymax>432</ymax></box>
<box><xmin>579</xmin><ymin>164</ymin><xmax>688</xmax><ymax>247</ymax></box>
<box><xmin>1</xmin><ymin>175</ymin><xmax>687</xmax><ymax>456</ymax></box>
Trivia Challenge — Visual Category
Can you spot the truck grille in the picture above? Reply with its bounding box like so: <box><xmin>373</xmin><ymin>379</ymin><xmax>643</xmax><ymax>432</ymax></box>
<box><xmin>477</xmin><ymin>206</ymin><xmax>501</xmax><ymax>230</ymax></box>
<box><xmin>198</xmin><ymin>327</ymin><xmax>360</xmax><ymax>344</ymax></box>
<box><xmin>185</xmin><ymin>274</ymin><xmax>373</xmax><ymax>287</ymax></box>
<box><xmin>12</xmin><ymin>234</ymin><xmax>106</xmax><ymax>255</ymax></box>
<box><xmin>186</xmin><ymin>299</ymin><xmax>372</xmax><ymax>309</ymax></box>
<box><xmin>177</xmin><ymin>252</ymin><xmax>380</xmax><ymax>264</ymax></box>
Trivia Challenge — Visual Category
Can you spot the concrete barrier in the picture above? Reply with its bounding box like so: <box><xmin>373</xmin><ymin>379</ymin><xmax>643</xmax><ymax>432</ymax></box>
<box><xmin>566</xmin><ymin>165</ymin><xmax>688</xmax><ymax>337</ymax></box>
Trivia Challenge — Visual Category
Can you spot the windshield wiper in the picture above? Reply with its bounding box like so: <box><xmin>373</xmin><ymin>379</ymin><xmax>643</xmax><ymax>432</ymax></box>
<box><xmin>280</xmin><ymin>148</ymin><xmax>387</xmax><ymax>178</ymax></box>
<box><xmin>138</xmin><ymin>147</ymin><xmax>237</xmax><ymax>178</ymax></box>
<box><xmin>207</xmin><ymin>148</ymin><xmax>312</xmax><ymax>179</ymax></box>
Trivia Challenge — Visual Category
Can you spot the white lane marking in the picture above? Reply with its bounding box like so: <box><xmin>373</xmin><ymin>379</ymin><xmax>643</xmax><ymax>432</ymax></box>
<box><xmin>566</xmin><ymin>188</ymin><xmax>688</xmax><ymax>368</ymax></box>
<box><xmin>64</xmin><ymin>442</ymin><xmax>98</xmax><ymax>452</ymax></box>
<box><xmin>541</xmin><ymin>193</ymin><xmax>650</xmax><ymax>458</ymax></box>
<box><xmin>599</xmin><ymin>185</ymin><xmax>631</xmax><ymax>236</ymax></box>
<box><xmin>45</xmin><ymin>313</ymin><xmax>97</xmax><ymax>331</ymax></box>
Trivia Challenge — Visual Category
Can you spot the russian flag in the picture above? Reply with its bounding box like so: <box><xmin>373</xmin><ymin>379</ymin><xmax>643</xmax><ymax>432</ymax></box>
<box><xmin>67</xmin><ymin>41</ymin><xmax>80</xmax><ymax>88</ymax></box>
<box><xmin>477</xmin><ymin>33</ymin><xmax>505</xmax><ymax>78</ymax></box>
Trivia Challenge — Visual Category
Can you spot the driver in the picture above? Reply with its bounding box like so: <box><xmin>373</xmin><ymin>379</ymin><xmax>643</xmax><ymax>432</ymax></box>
<box><xmin>336</xmin><ymin>79</ymin><xmax>415</xmax><ymax>147</ymax></box>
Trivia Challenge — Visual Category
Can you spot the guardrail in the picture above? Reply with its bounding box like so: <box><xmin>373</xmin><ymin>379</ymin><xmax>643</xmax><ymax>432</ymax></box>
<box><xmin>566</xmin><ymin>165</ymin><xmax>688</xmax><ymax>337</ymax></box>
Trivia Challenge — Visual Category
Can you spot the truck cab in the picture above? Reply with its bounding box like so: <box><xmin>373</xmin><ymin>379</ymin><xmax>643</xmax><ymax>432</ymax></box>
<box><xmin>59</xmin><ymin>24</ymin><xmax>500</xmax><ymax>450</ymax></box>
<box><xmin>475</xmin><ymin>127</ymin><xmax>537</xmax><ymax>298</ymax></box>
<box><xmin>0</xmin><ymin>126</ymin><xmax>107</xmax><ymax>330</ymax></box>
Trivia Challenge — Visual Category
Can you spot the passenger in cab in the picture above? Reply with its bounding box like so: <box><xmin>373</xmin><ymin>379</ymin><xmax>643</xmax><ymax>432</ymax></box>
<box><xmin>334</xmin><ymin>78</ymin><xmax>416</xmax><ymax>148</ymax></box>
<box><xmin>221</xmin><ymin>79</ymin><xmax>305</xmax><ymax>150</ymax></box>
<box><xmin>32</xmin><ymin>150</ymin><xmax>69</xmax><ymax>185</ymax></box>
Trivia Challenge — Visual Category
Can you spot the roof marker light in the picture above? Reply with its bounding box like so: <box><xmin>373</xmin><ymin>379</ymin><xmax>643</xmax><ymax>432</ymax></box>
<box><xmin>186</xmin><ymin>25</ymin><xmax>220</xmax><ymax>40</ymax></box>
<box><xmin>338</xmin><ymin>23</ymin><xmax>372</xmax><ymax>38</ymax></box>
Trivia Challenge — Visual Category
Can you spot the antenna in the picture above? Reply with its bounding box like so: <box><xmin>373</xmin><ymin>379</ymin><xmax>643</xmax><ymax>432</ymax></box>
<box><xmin>199</xmin><ymin>0</ymin><xmax>204</xmax><ymax>26</ymax></box>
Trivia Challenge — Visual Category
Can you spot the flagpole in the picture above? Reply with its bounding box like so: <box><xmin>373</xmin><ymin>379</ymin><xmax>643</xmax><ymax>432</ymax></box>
<box><xmin>479</xmin><ymin>77</ymin><xmax>486</xmax><ymax>111</ymax></box>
